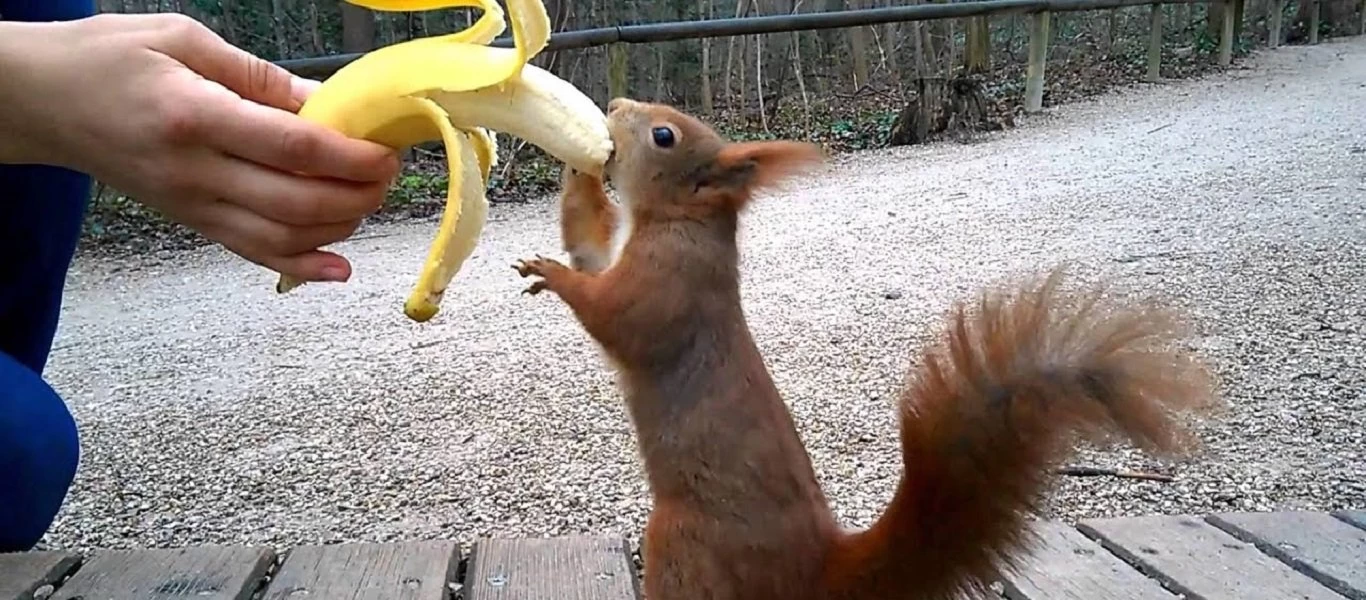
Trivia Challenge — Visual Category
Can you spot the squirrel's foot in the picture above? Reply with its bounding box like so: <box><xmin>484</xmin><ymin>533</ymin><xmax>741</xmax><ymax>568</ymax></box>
<box><xmin>513</xmin><ymin>255</ymin><xmax>570</xmax><ymax>296</ymax></box>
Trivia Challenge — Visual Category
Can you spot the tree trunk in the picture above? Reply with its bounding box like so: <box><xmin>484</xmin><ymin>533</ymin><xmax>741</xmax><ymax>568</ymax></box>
<box><xmin>308</xmin><ymin>2</ymin><xmax>324</xmax><ymax>55</ymax></box>
<box><xmin>270</xmin><ymin>0</ymin><xmax>288</xmax><ymax>60</ymax></box>
<box><xmin>219</xmin><ymin>0</ymin><xmax>239</xmax><ymax>46</ymax></box>
<box><xmin>849</xmin><ymin>26</ymin><xmax>871</xmax><ymax>88</ymax></box>
<box><xmin>1206</xmin><ymin>1</ymin><xmax>1224</xmax><ymax>39</ymax></box>
<box><xmin>723</xmin><ymin>0</ymin><xmax>747</xmax><ymax>106</ymax></box>
<box><xmin>700</xmin><ymin>0</ymin><xmax>715</xmax><ymax>115</ymax></box>
<box><xmin>965</xmin><ymin>16</ymin><xmax>991</xmax><ymax>73</ymax></box>
<box><xmin>882</xmin><ymin>21</ymin><xmax>903</xmax><ymax>88</ymax></box>
<box><xmin>1106</xmin><ymin>9</ymin><xmax>1119</xmax><ymax>52</ymax></box>
<box><xmin>1233</xmin><ymin>0</ymin><xmax>1247</xmax><ymax>43</ymax></box>
<box><xmin>654</xmin><ymin>46</ymin><xmax>667</xmax><ymax>102</ymax></box>
<box><xmin>341</xmin><ymin>3</ymin><xmax>376</xmax><ymax>54</ymax></box>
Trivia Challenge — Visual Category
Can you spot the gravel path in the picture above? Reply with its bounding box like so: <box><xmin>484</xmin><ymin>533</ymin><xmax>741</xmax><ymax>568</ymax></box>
<box><xmin>42</xmin><ymin>37</ymin><xmax>1366</xmax><ymax>552</ymax></box>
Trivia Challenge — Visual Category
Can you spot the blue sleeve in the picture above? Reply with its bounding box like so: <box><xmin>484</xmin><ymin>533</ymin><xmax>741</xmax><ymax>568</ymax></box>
<box><xmin>0</xmin><ymin>0</ymin><xmax>97</xmax><ymax>21</ymax></box>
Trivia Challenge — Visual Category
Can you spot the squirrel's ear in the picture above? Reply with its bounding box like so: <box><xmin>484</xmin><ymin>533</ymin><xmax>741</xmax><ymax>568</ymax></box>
<box><xmin>700</xmin><ymin>140</ymin><xmax>824</xmax><ymax>206</ymax></box>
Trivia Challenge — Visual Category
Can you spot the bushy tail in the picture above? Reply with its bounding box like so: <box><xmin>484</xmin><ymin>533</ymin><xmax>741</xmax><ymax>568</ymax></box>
<box><xmin>822</xmin><ymin>267</ymin><xmax>1220</xmax><ymax>600</ymax></box>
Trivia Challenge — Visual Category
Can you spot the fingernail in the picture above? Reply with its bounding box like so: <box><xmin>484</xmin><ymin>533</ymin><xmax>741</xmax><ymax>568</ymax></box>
<box><xmin>321</xmin><ymin>266</ymin><xmax>349</xmax><ymax>282</ymax></box>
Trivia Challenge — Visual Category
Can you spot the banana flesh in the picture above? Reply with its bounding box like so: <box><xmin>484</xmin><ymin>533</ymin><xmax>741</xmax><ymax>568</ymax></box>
<box><xmin>275</xmin><ymin>0</ymin><xmax>612</xmax><ymax>323</ymax></box>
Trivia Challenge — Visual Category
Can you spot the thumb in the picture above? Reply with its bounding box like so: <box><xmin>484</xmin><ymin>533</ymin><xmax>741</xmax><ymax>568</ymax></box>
<box><xmin>152</xmin><ymin>17</ymin><xmax>304</xmax><ymax>112</ymax></box>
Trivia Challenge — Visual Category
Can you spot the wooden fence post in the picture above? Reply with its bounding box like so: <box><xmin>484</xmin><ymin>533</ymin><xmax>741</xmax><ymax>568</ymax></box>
<box><xmin>1146</xmin><ymin>3</ymin><xmax>1164</xmax><ymax>82</ymax></box>
<box><xmin>1269</xmin><ymin>0</ymin><xmax>1283</xmax><ymax>47</ymax></box>
<box><xmin>608</xmin><ymin>43</ymin><xmax>628</xmax><ymax>100</ymax></box>
<box><xmin>1308</xmin><ymin>0</ymin><xmax>1320</xmax><ymax>43</ymax></box>
<box><xmin>1025</xmin><ymin>10</ymin><xmax>1051</xmax><ymax>112</ymax></box>
<box><xmin>1218</xmin><ymin>0</ymin><xmax>1235</xmax><ymax>65</ymax></box>
<box><xmin>1360</xmin><ymin>0</ymin><xmax>1365</xmax><ymax>35</ymax></box>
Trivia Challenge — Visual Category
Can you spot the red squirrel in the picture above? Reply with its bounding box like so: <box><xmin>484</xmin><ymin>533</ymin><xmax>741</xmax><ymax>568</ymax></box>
<box><xmin>515</xmin><ymin>97</ymin><xmax>1220</xmax><ymax>600</ymax></box>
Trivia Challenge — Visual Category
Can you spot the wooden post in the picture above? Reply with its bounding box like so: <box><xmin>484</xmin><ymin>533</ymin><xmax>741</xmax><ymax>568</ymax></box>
<box><xmin>608</xmin><ymin>43</ymin><xmax>628</xmax><ymax>100</ymax></box>
<box><xmin>1218</xmin><ymin>0</ymin><xmax>1234</xmax><ymax>65</ymax></box>
<box><xmin>1146</xmin><ymin>3</ymin><xmax>1163</xmax><ymax>82</ymax></box>
<box><xmin>1360</xmin><ymin>0</ymin><xmax>1366</xmax><ymax>35</ymax></box>
<box><xmin>1268</xmin><ymin>0</ymin><xmax>1283</xmax><ymax>47</ymax></box>
<box><xmin>1025</xmin><ymin>10</ymin><xmax>1051</xmax><ymax>113</ymax></box>
<box><xmin>1308</xmin><ymin>0</ymin><xmax>1320</xmax><ymax>43</ymax></box>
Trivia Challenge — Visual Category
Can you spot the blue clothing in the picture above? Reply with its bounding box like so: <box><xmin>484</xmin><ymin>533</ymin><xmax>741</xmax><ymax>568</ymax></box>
<box><xmin>1</xmin><ymin>0</ymin><xmax>97</xmax><ymax>552</ymax></box>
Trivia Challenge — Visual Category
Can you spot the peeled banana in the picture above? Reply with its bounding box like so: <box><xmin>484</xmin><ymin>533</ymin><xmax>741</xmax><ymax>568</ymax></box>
<box><xmin>276</xmin><ymin>0</ymin><xmax>613</xmax><ymax>323</ymax></box>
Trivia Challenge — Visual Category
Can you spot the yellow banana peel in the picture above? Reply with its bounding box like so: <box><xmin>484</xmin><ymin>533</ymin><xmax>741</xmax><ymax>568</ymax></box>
<box><xmin>276</xmin><ymin>0</ymin><xmax>613</xmax><ymax>323</ymax></box>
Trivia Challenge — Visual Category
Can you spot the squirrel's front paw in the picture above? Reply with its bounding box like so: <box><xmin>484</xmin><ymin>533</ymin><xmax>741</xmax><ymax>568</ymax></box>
<box><xmin>513</xmin><ymin>255</ymin><xmax>569</xmax><ymax>296</ymax></box>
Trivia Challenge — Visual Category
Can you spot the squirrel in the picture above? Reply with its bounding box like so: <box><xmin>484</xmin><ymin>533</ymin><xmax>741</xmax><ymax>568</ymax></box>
<box><xmin>515</xmin><ymin>97</ymin><xmax>1221</xmax><ymax>600</ymax></box>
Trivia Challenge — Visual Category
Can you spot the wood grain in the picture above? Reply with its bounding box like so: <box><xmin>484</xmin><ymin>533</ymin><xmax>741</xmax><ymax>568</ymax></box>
<box><xmin>1078</xmin><ymin>514</ymin><xmax>1342</xmax><ymax>600</ymax></box>
<box><xmin>1001</xmin><ymin>521</ymin><xmax>1177</xmax><ymax>599</ymax></box>
<box><xmin>48</xmin><ymin>546</ymin><xmax>273</xmax><ymax>600</ymax></box>
<box><xmin>0</xmin><ymin>551</ymin><xmax>81</xmax><ymax>600</ymax></box>
<box><xmin>464</xmin><ymin>536</ymin><xmax>640</xmax><ymax>600</ymax></box>
<box><xmin>1207</xmin><ymin>511</ymin><xmax>1366</xmax><ymax>600</ymax></box>
<box><xmin>260</xmin><ymin>540</ymin><xmax>460</xmax><ymax>600</ymax></box>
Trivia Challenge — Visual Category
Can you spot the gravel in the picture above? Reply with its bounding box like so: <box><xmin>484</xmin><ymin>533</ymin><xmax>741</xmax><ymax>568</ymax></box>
<box><xmin>40</xmin><ymin>37</ymin><xmax>1366</xmax><ymax>553</ymax></box>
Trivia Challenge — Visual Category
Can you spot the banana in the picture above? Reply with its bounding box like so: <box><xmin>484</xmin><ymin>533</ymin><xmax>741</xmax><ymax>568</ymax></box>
<box><xmin>274</xmin><ymin>0</ymin><xmax>613</xmax><ymax>323</ymax></box>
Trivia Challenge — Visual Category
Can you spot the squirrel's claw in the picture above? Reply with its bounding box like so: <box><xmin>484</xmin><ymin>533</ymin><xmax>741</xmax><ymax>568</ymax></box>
<box><xmin>512</xmin><ymin>255</ymin><xmax>548</xmax><ymax>278</ymax></box>
<box><xmin>522</xmin><ymin>280</ymin><xmax>549</xmax><ymax>295</ymax></box>
<box><xmin>514</xmin><ymin>255</ymin><xmax>558</xmax><ymax>296</ymax></box>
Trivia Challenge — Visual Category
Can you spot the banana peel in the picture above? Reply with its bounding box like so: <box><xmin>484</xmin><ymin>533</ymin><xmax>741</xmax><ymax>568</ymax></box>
<box><xmin>276</xmin><ymin>0</ymin><xmax>612</xmax><ymax>323</ymax></box>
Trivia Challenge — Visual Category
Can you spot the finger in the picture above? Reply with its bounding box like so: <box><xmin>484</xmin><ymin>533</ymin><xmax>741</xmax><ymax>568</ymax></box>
<box><xmin>267</xmin><ymin>249</ymin><xmax>356</xmax><ymax>285</ymax></box>
<box><xmin>290</xmin><ymin>77</ymin><xmax>322</xmax><ymax>107</ymax></box>
<box><xmin>209</xmin><ymin>152</ymin><xmax>388</xmax><ymax>226</ymax></box>
<box><xmin>147</xmin><ymin>15</ymin><xmax>304</xmax><ymax>112</ymax></box>
<box><xmin>181</xmin><ymin>88</ymin><xmax>400</xmax><ymax>184</ymax></box>
<box><xmin>193</xmin><ymin>199</ymin><xmax>364</xmax><ymax>282</ymax></box>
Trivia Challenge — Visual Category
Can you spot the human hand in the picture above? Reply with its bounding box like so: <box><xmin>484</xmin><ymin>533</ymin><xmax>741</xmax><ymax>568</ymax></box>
<box><xmin>0</xmin><ymin>13</ymin><xmax>400</xmax><ymax>283</ymax></box>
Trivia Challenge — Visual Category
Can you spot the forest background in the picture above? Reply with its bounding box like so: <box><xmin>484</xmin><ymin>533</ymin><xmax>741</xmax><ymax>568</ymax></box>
<box><xmin>81</xmin><ymin>0</ymin><xmax>1354</xmax><ymax>255</ymax></box>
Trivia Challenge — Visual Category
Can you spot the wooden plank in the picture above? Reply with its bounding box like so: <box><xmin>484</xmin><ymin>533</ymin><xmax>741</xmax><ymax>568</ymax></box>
<box><xmin>1001</xmin><ymin>521</ymin><xmax>1178</xmax><ymax>599</ymax></box>
<box><xmin>464</xmin><ymin>536</ymin><xmax>640</xmax><ymax>600</ymax></box>
<box><xmin>1078</xmin><ymin>514</ymin><xmax>1343</xmax><ymax>600</ymax></box>
<box><xmin>1336</xmin><ymin>510</ymin><xmax>1366</xmax><ymax>532</ymax></box>
<box><xmin>0</xmin><ymin>552</ymin><xmax>81</xmax><ymax>600</ymax></box>
<box><xmin>1207</xmin><ymin>511</ymin><xmax>1366</xmax><ymax>600</ymax></box>
<box><xmin>260</xmin><ymin>541</ymin><xmax>459</xmax><ymax>600</ymax></box>
<box><xmin>48</xmin><ymin>546</ymin><xmax>273</xmax><ymax>600</ymax></box>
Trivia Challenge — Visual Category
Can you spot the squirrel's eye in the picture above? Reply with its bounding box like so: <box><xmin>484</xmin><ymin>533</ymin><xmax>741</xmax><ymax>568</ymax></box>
<box><xmin>651</xmin><ymin>126</ymin><xmax>675</xmax><ymax>148</ymax></box>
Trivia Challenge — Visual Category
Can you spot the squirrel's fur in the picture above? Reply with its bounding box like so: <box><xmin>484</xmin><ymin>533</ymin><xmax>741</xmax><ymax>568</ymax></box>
<box><xmin>516</xmin><ymin>97</ymin><xmax>1220</xmax><ymax>600</ymax></box>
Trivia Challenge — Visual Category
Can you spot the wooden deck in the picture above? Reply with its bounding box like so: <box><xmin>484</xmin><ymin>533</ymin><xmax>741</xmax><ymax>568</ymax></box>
<box><xmin>4</xmin><ymin>509</ymin><xmax>1363</xmax><ymax>599</ymax></box>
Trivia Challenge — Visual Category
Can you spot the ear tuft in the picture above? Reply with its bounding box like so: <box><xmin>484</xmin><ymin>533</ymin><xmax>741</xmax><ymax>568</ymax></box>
<box><xmin>695</xmin><ymin>140</ymin><xmax>825</xmax><ymax>209</ymax></box>
<box><xmin>715</xmin><ymin>140</ymin><xmax>825</xmax><ymax>193</ymax></box>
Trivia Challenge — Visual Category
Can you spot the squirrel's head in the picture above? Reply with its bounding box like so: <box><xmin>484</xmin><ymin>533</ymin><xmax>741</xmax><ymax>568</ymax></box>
<box><xmin>603</xmin><ymin>98</ymin><xmax>824</xmax><ymax>218</ymax></box>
